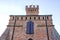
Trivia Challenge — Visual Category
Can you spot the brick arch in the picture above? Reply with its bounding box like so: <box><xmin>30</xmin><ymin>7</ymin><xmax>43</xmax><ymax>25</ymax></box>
<box><xmin>28</xmin><ymin>38</ymin><xmax>33</xmax><ymax>40</ymax></box>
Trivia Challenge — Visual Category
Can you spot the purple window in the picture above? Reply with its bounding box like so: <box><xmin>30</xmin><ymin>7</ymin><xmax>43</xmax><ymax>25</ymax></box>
<box><xmin>26</xmin><ymin>20</ymin><xmax>34</xmax><ymax>34</ymax></box>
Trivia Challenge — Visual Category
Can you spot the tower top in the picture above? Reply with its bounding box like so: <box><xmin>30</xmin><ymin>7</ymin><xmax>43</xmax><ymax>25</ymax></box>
<box><xmin>26</xmin><ymin>5</ymin><xmax>39</xmax><ymax>8</ymax></box>
<box><xmin>25</xmin><ymin>5</ymin><xmax>39</xmax><ymax>15</ymax></box>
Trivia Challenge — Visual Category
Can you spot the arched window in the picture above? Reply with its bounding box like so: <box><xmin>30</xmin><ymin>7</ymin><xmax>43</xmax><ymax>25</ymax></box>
<box><xmin>26</xmin><ymin>20</ymin><xmax>34</xmax><ymax>34</ymax></box>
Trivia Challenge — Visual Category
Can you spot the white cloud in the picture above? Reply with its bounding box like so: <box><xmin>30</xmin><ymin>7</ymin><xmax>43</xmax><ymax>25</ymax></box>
<box><xmin>0</xmin><ymin>2</ymin><xmax>24</xmax><ymax>36</ymax></box>
<box><xmin>0</xmin><ymin>14</ymin><xmax>9</xmax><ymax>36</ymax></box>
<box><xmin>0</xmin><ymin>3</ymin><xmax>24</xmax><ymax>15</ymax></box>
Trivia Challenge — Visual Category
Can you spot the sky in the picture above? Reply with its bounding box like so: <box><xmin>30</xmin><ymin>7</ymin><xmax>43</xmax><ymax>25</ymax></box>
<box><xmin>0</xmin><ymin>0</ymin><xmax>60</xmax><ymax>36</ymax></box>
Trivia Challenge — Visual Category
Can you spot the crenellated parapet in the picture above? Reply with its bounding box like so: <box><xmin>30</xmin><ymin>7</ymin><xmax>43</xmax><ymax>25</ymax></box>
<box><xmin>26</xmin><ymin>5</ymin><xmax>39</xmax><ymax>9</ymax></box>
<box><xmin>25</xmin><ymin>5</ymin><xmax>39</xmax><ymax>15</ymax></box>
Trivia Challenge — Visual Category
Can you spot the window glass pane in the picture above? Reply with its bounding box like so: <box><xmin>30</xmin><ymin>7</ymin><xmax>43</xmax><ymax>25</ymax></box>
<box><xmin>26</xmin><ymin>20</ymin><xmax>34</xmax><ymax>34</ymax></box>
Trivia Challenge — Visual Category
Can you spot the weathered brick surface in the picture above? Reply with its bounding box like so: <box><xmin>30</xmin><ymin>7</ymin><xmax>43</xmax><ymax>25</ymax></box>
<box><xmin>0</xmin><ymin>5</ymin><xmax>60</xmax><ymax>40</ymax></box>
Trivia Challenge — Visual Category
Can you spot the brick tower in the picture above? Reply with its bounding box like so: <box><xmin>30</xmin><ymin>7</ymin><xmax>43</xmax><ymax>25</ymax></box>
<box><xmin>26</xmin><ymin>5</ymin><xmax>39</xmax><ymax>15</ymax></box>
<box><xmin>0</xmin><ymin>5</ymin><xmax>60</xmax><ymax>40</ymax></box>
